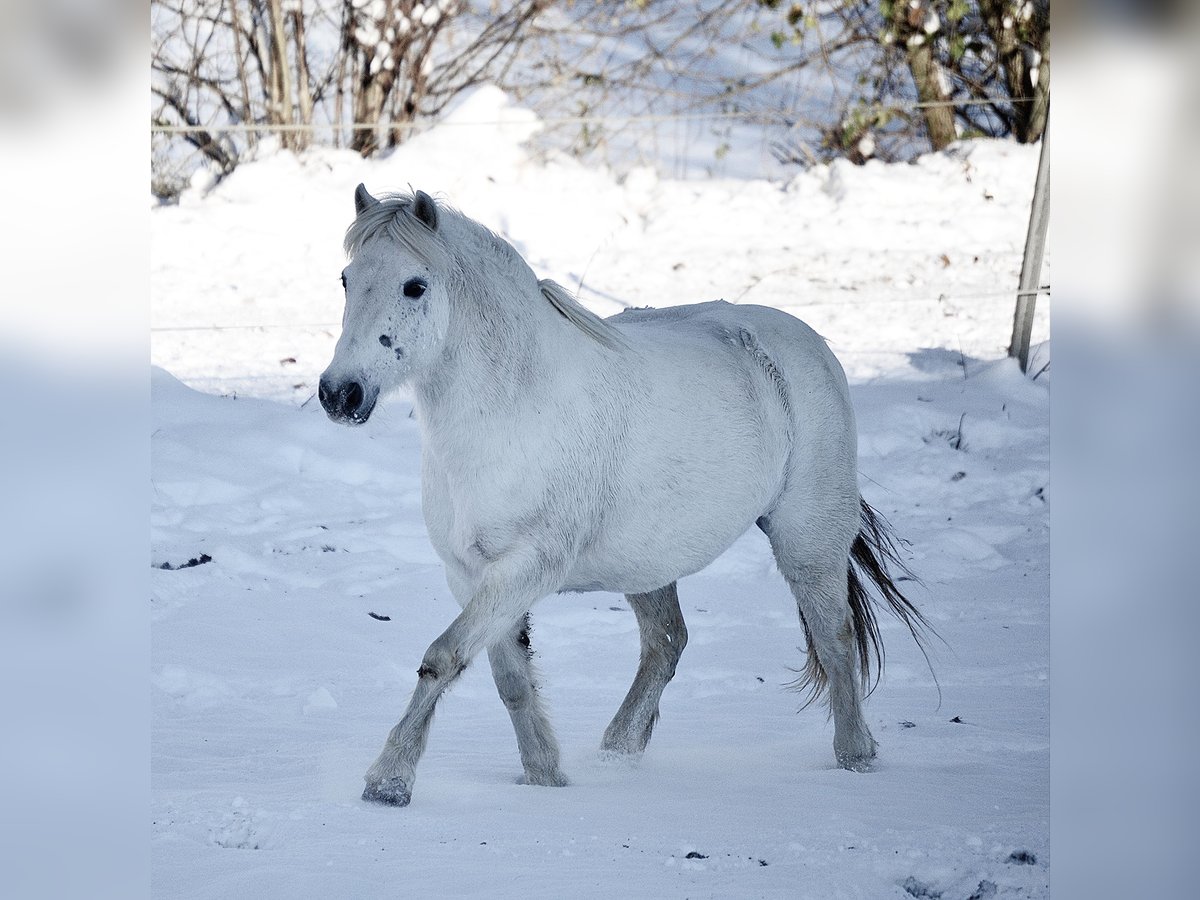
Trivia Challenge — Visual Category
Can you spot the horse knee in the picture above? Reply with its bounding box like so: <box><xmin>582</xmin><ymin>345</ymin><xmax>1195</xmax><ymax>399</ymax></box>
<box><xmin>418</xmin><ymin>636</ymin><xmax>467</xmax><ymax>683</ymax></box>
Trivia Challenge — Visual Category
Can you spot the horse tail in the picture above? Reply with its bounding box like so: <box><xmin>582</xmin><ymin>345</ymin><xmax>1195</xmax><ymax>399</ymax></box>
<box><xmin>846</xmin><ymin>498</ymin><xmax>939</xmax><ymax>700</ymax></box>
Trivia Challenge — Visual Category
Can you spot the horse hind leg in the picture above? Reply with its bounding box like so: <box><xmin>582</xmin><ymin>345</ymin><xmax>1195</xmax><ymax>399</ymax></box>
<box><xmin>601</xmin><ymin>582</ymin><xmax>688</xmax><ymax>756</ymax></box>
<box><xmin>760</xmin><ymin>515</ymin><xmax>878</xmax><ymax>771</ymax></box>
<box><xmin>488</xmin><ymin>614</ymin><xmax>569</xmax><ymax>787</ymax></box>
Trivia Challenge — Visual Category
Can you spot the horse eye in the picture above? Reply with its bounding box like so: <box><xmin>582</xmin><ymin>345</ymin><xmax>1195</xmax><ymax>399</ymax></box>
<box><xmin>403</xmin><ymin>278</ymin><xmax>427</xmax><ymax>299</ymax></box>
<box><xmin>340</xmin><ymin>273</ymin><xmax>347</xmax><ymax>290</ymax></box>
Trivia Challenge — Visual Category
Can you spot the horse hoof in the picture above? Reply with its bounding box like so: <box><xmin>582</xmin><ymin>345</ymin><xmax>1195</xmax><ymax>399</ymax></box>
<box><xmin>362</xmin><ymin>777</ymin><xmax>412</xmax><ymax>806</ymax></box>
<box><xmin>835</xmin><ymin>751</ymin><xmax>876</xmax><ymax>773</ymax></box>
<box><xmin>597</xmin><ymin>748</ymin><xmax>642</xmax><ymax>768</ymax></box>
<box><xmin>517</xmin><ymin>769</ymin><xmax>570</xmax><ymax>788</ymax></box>
<box><xmin>599</xmin><ymin>732</ymin><xmax>651</xmax><ymax>759</ymax></box>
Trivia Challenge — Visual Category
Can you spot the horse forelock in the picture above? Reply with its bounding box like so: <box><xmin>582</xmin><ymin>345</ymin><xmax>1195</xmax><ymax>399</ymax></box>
<box><xmin>343</xmin><ymin>192</ymin><xmax>454</xmax><ymax>271</ymax></box>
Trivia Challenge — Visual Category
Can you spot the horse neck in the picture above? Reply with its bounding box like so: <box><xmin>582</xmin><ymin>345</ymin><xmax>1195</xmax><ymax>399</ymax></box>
<box><xmin>413</xmin><ymin>242</ymin><xmax>593</xmax><ymax>423</ymax></box>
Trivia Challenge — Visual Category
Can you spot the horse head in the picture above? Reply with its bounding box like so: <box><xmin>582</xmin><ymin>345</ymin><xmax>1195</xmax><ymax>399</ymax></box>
<box><xmin>319</xmin><ymin>184</ymin><xmax>451</xmax><ymax>425</ymax></box>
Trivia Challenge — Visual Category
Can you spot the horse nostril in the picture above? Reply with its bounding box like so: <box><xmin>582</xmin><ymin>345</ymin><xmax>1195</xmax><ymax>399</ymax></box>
<box><xmin>320</xmin><ymin>378</ymin><xmax>371</xmax><ymax>422</ymax></box>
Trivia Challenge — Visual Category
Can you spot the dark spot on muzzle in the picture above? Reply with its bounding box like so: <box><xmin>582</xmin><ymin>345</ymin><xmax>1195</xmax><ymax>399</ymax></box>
<box><xmin>319</xmin><ymin>377</ymin><xmax>377</xmax><ymax>425</ymax></box>
<box><xmin>378</xmin><ymin>334</ymin><xmax>392</xmax><ymax>348</ymax></box>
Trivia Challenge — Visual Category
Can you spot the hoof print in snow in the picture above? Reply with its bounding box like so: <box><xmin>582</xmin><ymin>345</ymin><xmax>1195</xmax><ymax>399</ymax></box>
<box><xmin>924</xmin><ymin>413</ymin><xmax>967</xmax><ymax>451</ymax></box>
<box><xmin>1006</xmin><ymin>849</ymin><xmax>1036</xmax><ymax>865</ymax></box>
<box><xmin>157</xmin><ymin>553</ymin><xmax>212</xmax><ymax>571</ymax></box>
<box><xmin>209</xmin><ymin>799</ymin><xmax>261</xmax><ymax>850</ymax></box>
<box><xmin>967</xmin><ymin>880</ymin><xmax>998</xmax><ymax>900</ymax></box>
<box><xmin>362</xmin><ymin>779</ymin><xmax>411</xmax><ymax>807</ymax></box>
<box><xmin>901</xmin><ymin>876</ymin><xmax>941</xmax><ymax>899</ymax></box>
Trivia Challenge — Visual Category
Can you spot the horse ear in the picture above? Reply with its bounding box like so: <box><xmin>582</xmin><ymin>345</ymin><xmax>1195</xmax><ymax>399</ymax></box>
<box><xmin>354</xmin><ymin>183</ymin><xmax>379</xmax><ymax>215</ymax></box>
<box><xmin>411</xmin><ymin>190</ymin><xmax>439</xmax><ymax>232</ymax></box>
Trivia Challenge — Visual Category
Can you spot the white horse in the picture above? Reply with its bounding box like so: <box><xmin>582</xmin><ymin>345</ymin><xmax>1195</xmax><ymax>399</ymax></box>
<box><xmin>319</xmin><ymin>185</ymin><xmax>932</xmax><ymax>807</ymax></box>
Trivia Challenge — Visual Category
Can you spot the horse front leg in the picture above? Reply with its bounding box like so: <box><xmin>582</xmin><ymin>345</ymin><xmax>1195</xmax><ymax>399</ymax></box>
<box><xmin>361</xmin><ymin>659</ymin><xmax>449</xmax><ymax>806</ymax></box>
<box><xmin>362</xmin><ymin>554</ymin><xmax>561</xmax><ymax>806</ymax></box>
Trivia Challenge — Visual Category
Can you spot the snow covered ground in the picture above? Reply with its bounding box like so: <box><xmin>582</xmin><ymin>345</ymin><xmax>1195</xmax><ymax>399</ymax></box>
<box><xmin>151</xmin><ymin>88</ymin><xmax>1049</xmax><ymax>898</ymax></box>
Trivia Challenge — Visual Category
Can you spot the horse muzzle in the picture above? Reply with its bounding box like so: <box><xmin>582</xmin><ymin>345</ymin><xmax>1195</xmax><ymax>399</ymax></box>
<box><xmin>318</xmin><ymin>376</ymin><xmax>378</xmax><ymax>425</ymax></box>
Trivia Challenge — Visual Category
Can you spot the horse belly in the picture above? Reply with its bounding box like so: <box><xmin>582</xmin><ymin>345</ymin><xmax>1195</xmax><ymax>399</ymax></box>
<box><xmin>566</xmin><ymin>494</ymin><xmax>769</xmax><ymax>594</ymax></box>
<box><xmin>566</xmin><ymin>349</ymin><xmax>790</xmax><ymax>594</ymax></box>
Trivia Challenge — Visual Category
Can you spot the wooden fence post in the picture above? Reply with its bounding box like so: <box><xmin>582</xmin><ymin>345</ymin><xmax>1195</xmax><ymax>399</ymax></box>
<box><xmin>1009</xmin><ymin>117</ymin><xmax>1050</xmax><ymax>373</ymax></box>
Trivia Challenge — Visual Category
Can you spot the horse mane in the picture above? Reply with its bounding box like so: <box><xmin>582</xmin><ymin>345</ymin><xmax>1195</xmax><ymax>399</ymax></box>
<box><xmin>343</xmin><ymin>192</ymin><xmax>453</xmax><ymax>271</ymax></box>
<box><xmin>344</xmin><ymin>190</ymin><xmax>627</xmax><ymax>352</ymax></box>
<box><xmin>537</xmin><ymin>279</ymin><xmax>629</xmax><ymax>351</ymax></box>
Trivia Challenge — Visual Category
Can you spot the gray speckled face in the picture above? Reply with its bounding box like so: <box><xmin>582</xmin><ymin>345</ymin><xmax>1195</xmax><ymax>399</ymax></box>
<box><xmin>319</xmin><ymin>237</ymin><xmax>449</xmax><ymax>424</ymax></box>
